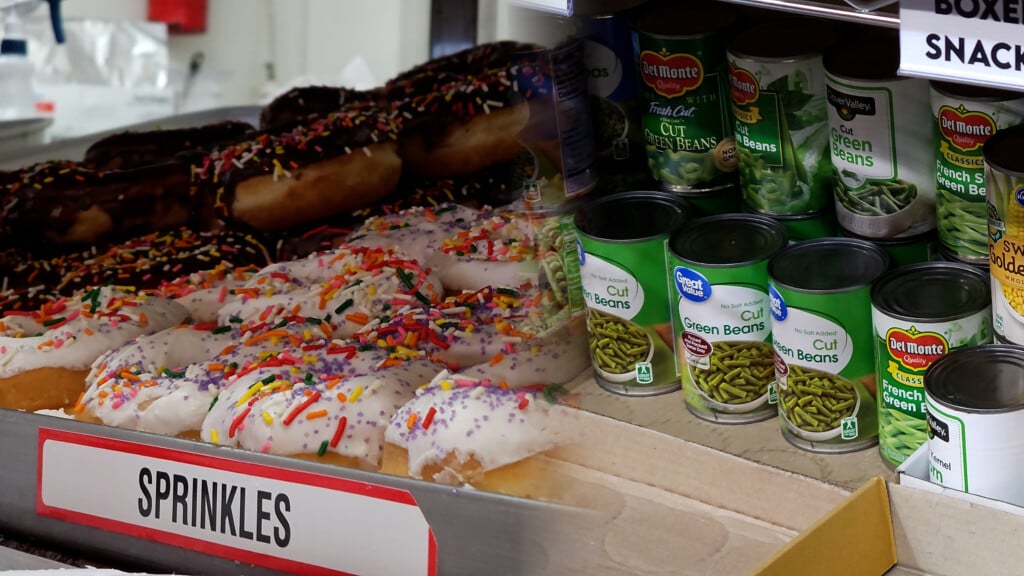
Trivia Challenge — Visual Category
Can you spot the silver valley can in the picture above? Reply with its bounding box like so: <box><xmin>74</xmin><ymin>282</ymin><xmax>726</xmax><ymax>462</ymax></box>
<box><xmin>925</xmin><ymin>345</ymin><xmax>1024</xmax><ymax>507</ymax></box>
<box><xmin>574</xmin><ymin>191</ymin><xmax>690</xmax><ymax>395</ymax></box>
<box><xmin>669</xmin><ymin>214</ymin><xmax>787</xmax><ymax>423</ymax></box>
<box><xmin>871</xmin><ymin>262</ymin><xmax>991</xmax><ymax>468</ymax></box>
<box><xmin>768</xmin><ymin>238</ymin><xmax>889</xmax><ymax>452</ymax></box>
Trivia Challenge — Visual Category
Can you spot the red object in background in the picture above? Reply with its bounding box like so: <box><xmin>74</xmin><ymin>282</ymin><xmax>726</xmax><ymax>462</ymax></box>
<box><xmin>147</xmin><ymin>0</ymin><xmax>208</xmax><ymax>33</ymax></box>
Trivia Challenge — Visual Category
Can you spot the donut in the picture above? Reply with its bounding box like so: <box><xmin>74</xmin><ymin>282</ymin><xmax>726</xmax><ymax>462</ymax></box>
<box><xmin>200</xmin><ymin>350</ymin><xmax>441</xmax><ymax>470</ymax></box>
<box><xmin>259</xmin><ymin>86</ymin><xmax>382</xmax><ymax>132</ymax></box>
<box><xmin>1</xmin><ymin>160</ymin><xmax>203</xmax><ymax>247</ymax></box>
<box><xmin>83</xmin><ymin>120</ymin><xmax>256</xmax><ymax>170</ymax></box>
<box><xmin>195</xmin><ymin>104</ymin><xmax>405</xmax><ymax>232</ymax></box>
<box><xmin>216</xmin><ymin>243</ymin><xmax>444</xmax><ymax>338</ymax></box>
<box><xmin>75</xmin><ymin>319</ymin><xmax>338</xmax><ymax>438</ymax></box>
<box><xmin>384</xmin><ymin>41</ymin><xmax>538</xmax><ymax>92</ymax></box>
<box><xmin>380</xmin><ymin>369</ymin><xmax>577</xmax><ymax>499</ymax></box>
<box><xmin>0</xmin><ymin>287</ymin><xmax>188</xmax><ymax>411</ymax></box>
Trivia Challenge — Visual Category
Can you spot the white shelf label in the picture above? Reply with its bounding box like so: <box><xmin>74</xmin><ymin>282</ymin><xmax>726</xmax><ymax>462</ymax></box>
<box><xmin>509</xmin><ymin>0</ymin><xmax>572</xmax><ymax>16</ymax></box>
<box><xmin>37</xmin><ymin>429</ymin><xmax>436</xmax><ymax>576</ymax></box>
<box><xmin>900</xmin><ymin>0</ymin><xmax>1024</xmax><ymax>90</ymax></box>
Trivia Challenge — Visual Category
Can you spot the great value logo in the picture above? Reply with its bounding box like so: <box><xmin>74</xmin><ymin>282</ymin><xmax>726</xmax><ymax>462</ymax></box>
<box><xmin>938</xmin><ymin>105</ymin><xmax>996</xmax><ymax>152</ymax></box>
<box><xmin>675</xmin><ymin>266</ymin><xmax>711</xmax><ymax>303</ymax></box>
<box><xmin>768</xmin><ymin>284</ymin><xmax>787</xmax><ymax>322</ymax></box>
<box><xmin>639</xmin><ymin>49</ymin><xmax>704</xmax><ymax>99</ymax></box>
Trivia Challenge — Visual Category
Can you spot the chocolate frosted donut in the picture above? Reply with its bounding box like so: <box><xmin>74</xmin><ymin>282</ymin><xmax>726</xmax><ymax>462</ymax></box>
<box><xmin>83</xmin><ymin>120</ymin><xmax>256</xmax><ymax>170</ymax></box>
<box><xmin>259</xmin><ymin>86</ymin><xmax>383</xmax><ymax>132</ymax></box>
<box><xmin>195</xmin><ymin>103</ymin><xmax>405</xmax><ymax>232</ymax></box>
<box><xmin>1</xmin><ymin>160</ymin><xmax>203</xmax><ymax>248</ymax></box>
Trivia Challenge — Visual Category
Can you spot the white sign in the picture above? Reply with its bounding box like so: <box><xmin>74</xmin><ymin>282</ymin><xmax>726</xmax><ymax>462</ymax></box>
<box><xmin>900</xmin><ymin>0</ymin><xmax>1024</xmax><ymax>91</ymax></box>
<box><xmin>508</xmin><ymin>0</ymin><xmax>572</xmax><ymax>16</ymax></box>
<box><xmin>37</xmin><ymin>429</ymin><xmax>436</xmax><ymax>576</ymax></box>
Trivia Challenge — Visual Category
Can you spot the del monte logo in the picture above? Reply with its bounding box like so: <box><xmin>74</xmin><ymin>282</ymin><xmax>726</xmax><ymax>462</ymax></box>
<box><xmin>639</xmin><ymin>48</ymin><xmax>703</xmax><ymax>99</ymax></box>
<box><xmin>728</xmin><ymin>63</ymin><xmax>759</xmax><ymax>106</ymax></box>
<box><xmin>886</xmin><ymin>327</ymin><xmax>948</xmax><ymax>371</ymax></box>
<box><xmin>939</xmin><ymin>105</ymin><xmax>996</xmax><ymax>152</ymax></box>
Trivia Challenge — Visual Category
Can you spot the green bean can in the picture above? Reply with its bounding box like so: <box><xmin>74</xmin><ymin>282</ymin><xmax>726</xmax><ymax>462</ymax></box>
<box><xmin>669</xmin><ymin>214</ymin><xmax>787</xmax><ymax>423</ymax></box>
<box><xmin>728</xmin><ymin>20</ymin><xmax>836</xmax><ymax>216</ymax></box>
<box><xmin>574</xmin><ymin>191</ymin><xmax>690</xmax><ymax>395</ymax></box>
<box><xmin>769</xmin><ymin>210</ymin><xmax>838</xmax><ymax>242</ymax></box>
<box><xmin>840</xmin><ymin>228</ymin><xmax>939</xmax><ymax>268</ymax></box>
<box><xmin>768</xmin><ymin>238</ymin><xmax>889</xmax><ymax>452</ymax></box>
<box><xmin>871</xmin><ymin>263</ymin><xmax>991</xmax><ymax>468</ymax></box>
<box><xmin>824</xmin><ymin>32</ymin><xmax>936</xmax><ymax>240</ymax></box>
<box><xmin>633</xmin><ymin>0</ymin><xmax>737</xmax><ymax>194</ymax></box>
<box><xmin>932</xmin><ymin>82</ymin><xmax>1024</xmax><ymax>265</ymax></box>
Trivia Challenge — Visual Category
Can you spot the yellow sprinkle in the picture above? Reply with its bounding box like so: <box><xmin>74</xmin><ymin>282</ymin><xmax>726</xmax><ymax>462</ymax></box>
<box><xmin>303</xmin><ymin>355</ymin><xmax>318</xmax><ymax>363</ymax></box>
<box><xmin>235</xmin><ymin>383</ymin><xmax>264</xmax><ymax>407</ymax></box>
<box><xmin>348</xmin><ymin>385</ymin><xmax>364</xmax><ymax>403</ymax></box>
<box><xmin>210</xmin><ymin>429</ymin><xmax>220</xmax><ymax>445</ymax></box>
<box><xmin>261</xmin><ymin>411</ymin><xmax>274</xmax><ymax>425</ymax></box>
<box><xmin>440</xmin><ymin>379</ymin><xmax>453</xmax><ymax>391</ymax></box>
<box><xmin>303</xmin><ymin>328</ymin><xmax>312</xmax><ymax>341</ymax></box>
<box><xmin>368</xmin><ymin>284</ymin><xmax>377</xmax><ymax>296</ymax></box>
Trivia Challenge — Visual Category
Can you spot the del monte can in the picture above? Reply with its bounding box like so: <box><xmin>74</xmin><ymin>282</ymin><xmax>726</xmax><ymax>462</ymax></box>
<box><xmin>633</xmin><ymin>0</ymin><xmax>737</xmax><ymax>195</ymax></box>
<box><xmin>669</xmin><ymin>214</ymin><xmax>787</xmax><ymax>423</ymax></box>
<box><xmin>768</xmin><ymin>238</ymin><xmax>889</xmax><ymax>453</ymax></box>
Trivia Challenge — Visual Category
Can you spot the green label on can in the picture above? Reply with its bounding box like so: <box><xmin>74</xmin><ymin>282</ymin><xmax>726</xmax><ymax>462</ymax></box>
<box><xmin>872</xmin><ymin>308</ymin><xmax>991</xmax><ymax>467</ymax></box>
<box><xmin>577</xmin><ymin>235</ymin><xmax>677</xmax><ymax>392</ymax></box>
<box><xmin>768</xmin><ymin>282</ymin><xmax>878</xmax><ymax>452</ymax></box>
<box><xmin>932</xmin><ymin>90</ymin><xmax>1024</xmax><ymax>262</ymax></box>
<box><xmin>672</xmin><ymin>260</ymin><xmax>775</xmax><ymax>423</ymax></box>
<box><xmin>636</xmin><ymin>31</ymin><xmax>736</xmax><ymax>191</ymax></box>
<box><xmin>729</xmin><ymin>58</ymin><xmax>832</xmax><ymax>215</ymax></box>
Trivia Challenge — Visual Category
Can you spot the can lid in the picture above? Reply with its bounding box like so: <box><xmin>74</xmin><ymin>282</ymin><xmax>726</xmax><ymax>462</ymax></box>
<box><xmin>728</xmin><ymin>18</ymin><xmax>837</xmax><ymax>61</ymax></box>
<box><xmin>926</xmin><ymin>345</ymin><xmax>1024</xmax><ymax>412</ymax></box>
<box><xmin>931</xmin><ymin>80</ymin><xmax>1024</xmax><ymax>103</ymax></box>
<box><xmin>871</xmin><ymin>262</ymin><xmax>989</xmax><ymax>322</ymax></box>
<box><xmin>769</xmin><ymin>238</ymin><xmax>889</xmax><ymax>293</ymax></box>
<box><xmin>632</xmin><ymin>0</ymin><xmax>735</xmax><ymax>37</ymax></box>
<box><xmin>983</xmin><ymin>123</ymin><xmax>1024</xmax><ymax>177</ymax></box>
<box><xmin>670</xmin><ymin>213</ymin><xmax>787</xmax><ymax>267</ymax></box>
<box><xmin>574</xmin><ymin>191</ymin><xmax>689</xmax><ymax>242</ymax></box>
<box><xmin>839</xmin><ymin>226</ymin><xmax>936</xmax><ymax>247</ymax></box>
<box><xmin>824</xmin><ymin>30</ymin><xmax>899</xmax><ymax>81</ymax></box>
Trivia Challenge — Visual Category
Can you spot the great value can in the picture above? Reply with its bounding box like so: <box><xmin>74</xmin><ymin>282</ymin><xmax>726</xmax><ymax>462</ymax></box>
<box><xmin>925</xmin><ymin>345</ymin><xmax>1024</xmax><ymax>507</ymax></box>
<box><xmin>633</xmin><ymin>0</ymin><xmax>737</xmax><ymax>194</ymax></box>
<box><xmin>985</xmin><ymin>124</ymin><xmax>1024</xmax><ymax>345</ymax></box>
<box><xmin>871</xmin><ymin>262</ymin><xmax>991</xmax><ymax>468</ymax></box>
<box><xmin>825</xmin><ymin>32</ymin><xmax>936</xmax><ymax>240</ymax></box>
<box><xmin>728</xmin><ymin>19</ymin><xmax>836</xmax><ymax>216</ymax></box>
<box><xmin>768</xmin><ymin>238</ymin><xmax>889</xmax><ymax>452</ymax></box>
<box><xmin>932</xmin><ymin>81</ymin><xmax>1024</xmax><ymax>265</ymax></box>
<box><xmin>669</xmin><ymin>214</ymin><xmax>787</xmax><ymax>423</ymax></box>
<box><xmin>574</xmin><ymin>191</ymin><xmax>690</xmax><ymax>395</ymax></box>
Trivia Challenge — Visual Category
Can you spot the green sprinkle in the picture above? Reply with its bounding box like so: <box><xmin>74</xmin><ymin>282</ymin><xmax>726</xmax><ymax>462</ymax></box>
<box><xmin>497</xmin><ymin>288</ymin><xmax>520</xmax><ymax>297</ymax></box>
<box><xmin>212</xmin><ymin>325</ymin><xmax>232</xmax><ymax>334</ymax></box>
<box><xmin>306</xmin><ymin>317</ymin><xmax>321</xmax><ymax>324</ymax></box>
<box><xmin>261</xmin><ymin>375</ymin><xmax>276</xmax><ymax>385</ymax></box>
<box><xmin>228</xmin><ymin>316</ymin><xmax>243</xmax><ymax>323</ymax></box>
<box><xmin>42</xmin><ymin>316</ymin><xmax>66</xmax><ymax>327</ymax></box>
<box><xmin>208</xmin><ymin>395</ymin><xmax>219</xmax><ymax>412</ymax></box>
<box><xmin>163</xmin><ymin>368</ymin><xmax>186</xmax><ymax>378</ymax></box>
<box><xmin>396</xmin><ymin>268</ymin><xmax>415</xmax><ymax>290</ymax></box>
<box><xmin>335</xmin><ymin>299</ymin><xmax>354</xmax><ymax>315</ymax></box>
<box><xmin>317</xmin><ymin>440</ymin><xmax>329</xmax><ymax>457</ymax></box>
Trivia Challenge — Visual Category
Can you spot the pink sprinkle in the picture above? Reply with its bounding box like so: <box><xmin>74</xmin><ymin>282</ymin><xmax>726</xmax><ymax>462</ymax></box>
<box><xmin>218</xmin><ymin>285</ymin><xmax>228</xmax><ymax>303</ymax></box>
<box><xmin>65</xmin><ymin>309</ymin><xmax>81</xmax><ymax>322</ymax></box>
<box><xmin>480</xmin><ymin>379</ymin><xmax>492</xmax><ymax>387</ymax></box>
<box><xmin>172</xmin><ymin>263</ymin><xmax>183</xmax><ymax>273</ymax></box>
<box><xmin>0</xmin><ymin>346</ymin><xmax>5</xmax><ymax>354</ymax></box>
<box><xmin>455</xmin><ymin>378</ymin><xmax>476</xmax><ymax>388</ymax></box>
<box><xmin>53</xmin><ymin>339</ymin><xmax>64</xmax><ymax>349</ymax></box>
<box><xmin>260</xmin><ymin>441</ymin><xmax>271</xmax><ymax>453</ymax></box>
<box><xmin>318</xmin><ymin>258</ymin><xmax>325</xmax><ymax>268</ymax></box>
<box><xmin>504</xmin><ymin>342</ymin><xmax>515</xmax><ymax>354</ymax></box>
<box><xmin>142</xmin><ymin>273</ymin><xmax>153</xmax><ymax>282</ymax></box>
<box><xmin>112</xmin><ymin>399</ymin><xmax>123</xmax><ymax>410</ymax></box>
<box><xmin>130</xmin><ymin>388</ymin><xmax>138</xmax><ymax>398</ymax></box>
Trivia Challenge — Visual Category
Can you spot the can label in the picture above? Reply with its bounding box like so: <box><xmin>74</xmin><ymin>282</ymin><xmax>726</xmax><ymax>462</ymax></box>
<box><xmin>988</xmin><ymin>170</ymin><xmax>1024</xmax><ymax>345</ymax></box>
<box><xmin>635</xmin><ymin>31</ymin><xmax>736</xmax><ymax>191</ymax></box>
<box><xmin>934</xmin><ymin>91</ymin><xmax>1024</xmax><ymax>263</ymax></box>
<box><xmin>925</xmin><ymin>399</ymin><xmax>966</xmax><ymax>491</ymax></box>
<box><xmin>729</xmin><ymin>57</ymin><xmax>832</xmax><ymax>214</ymax></box>
<box><xmin>769</xmin><ymin>283</ymin><xmax>878</xmax><ymax>451</ymax></box>
<box><xmin>826</xmin><ymin>77</ymin><xmax>935</xmax><ymax>239</ymax></box>
<box><xmin>582</xmin><ymin>15</ymin><xmax>642</xmax><ymax>164</ymax></box>
<box><xmin>512</xmin><ymin>42</ymin><xmax>598</xmax><ymax>204</ymax></box>
<box><xmin>873</xmin><ymin>310</ymin><xmax>991</xmax><ymax>467</ymax></box>
<box><xmin>577</xmin><ymin>236</ymin><xmax>677</xmax><ymax>393</ymax></box>
<box><xmin>673</xmin><ymin>261</ymin><xmax>775</xmax><ymax>422</ymax></box>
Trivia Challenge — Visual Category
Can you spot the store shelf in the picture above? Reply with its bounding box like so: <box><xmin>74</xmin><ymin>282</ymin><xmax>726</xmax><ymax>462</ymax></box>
<box><xmin>720</xmin><ymin>0</ymin><xmax>899</xmax><ymax>28</ymax></box>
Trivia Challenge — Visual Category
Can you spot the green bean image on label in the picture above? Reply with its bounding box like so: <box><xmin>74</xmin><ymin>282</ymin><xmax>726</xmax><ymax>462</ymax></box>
<box><xmin>768</xmin><ymin>238</ymin><xmax>888</xmax><ymax>453</ymax></box>
<box><xmin>669</xmin><ymin>214</ymin><xmax>786</xmax><ymax>423</ymax></box>
<box><xmin>871</xmin><ymin>262</ymin><xmax>991</xmax><ymax>467</ymax></box>
<box><xmin>575</xmin><ymin>191</ymin><xmax>689</xmax><ymax>396</ymax></box>
<box><xmin>931</xmin><ymin>82</ymin><xmax>1024</xmax><ymax>265</ymax></box>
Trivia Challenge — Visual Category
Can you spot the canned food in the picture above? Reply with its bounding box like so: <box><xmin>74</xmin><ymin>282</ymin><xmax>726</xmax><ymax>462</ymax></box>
<box><xmin>511</xmin><ymin>41</ymin><xmax>598</xmax><ymax>205</ymax></box>
<box><xmin>728</xmin><ymin>20</ymin><xmax>836</xmax><ymax>215</ymax></box>
<box><xmin>932</xmin><ymin>81</ymin><xmax>1024</xmax><ymax>265</ymax></box>
<box><xmin>769</xmin><ymin>210</ymin><xmax>838</xmax><ymax>242</ymax></box>
<box><xmin>633</xmin><ymin>0</ymin><xmax>737</xmax><ymax>193</ymax></box>
<box><xmin>840</xmin><ymin>227</ymin><xmax>938</xmax><ymax>267</ymax></box>
<box><xmin>580</xmin><ymin>12</ymin><xmax>643</xmax><ymax>167</ymax></box>
<box><xmin>871</xmin><ymin>263</ymin><xmax>991</xmax><ymax>467</ymax></box>
<box><xmin>825</xmin><ymin>32</ymin><xmax>936</xmax><ymax>240</ymax></box>
<box><xmin>574</xmin><ymin>191</ymin><xmax>690</xmax><ymax>395</ymax></box>
<box><xmin>670</xmin><ymin>184</ymin><xmax>742</xmax><ymax>216</ymax></box>
<box><xmin>521</xmin><ymin>197</ymin><xmax>587</xmax><ymax>316</ymax></box>
<box><xmin>669</xmin><ymin>214</ymin><xmax>787</xmax><ymax>423</ymax></box>
<box><xmin>925</xmin><ymin>345</ymin><xmax>1024</xmax><ymax>507</ymax></box>
<box><xmin>768</xmin><ymin>238</ymin><xmax>889</xmax><ymax>452</ymax></box>
<box><xmin>984</xmin><ymin>124</ymin><xmax>1024</xmax><ymax>345</ymax></box>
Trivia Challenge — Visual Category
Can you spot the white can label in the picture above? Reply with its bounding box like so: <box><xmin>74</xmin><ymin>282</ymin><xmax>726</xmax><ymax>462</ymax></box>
<box><xmin>827</xmin><ymin>83</ymin><xmax>896</xmax><ymax>181</ymax></box>
<box><xmin>926</xmin><ymin>399</ymin><xmax>967</xmax><ymax>491</ymax></box>
<box><xmin>580</xmin><ymin>253</ymin><xmax>645</xmax><ymax>320</ymax></box>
